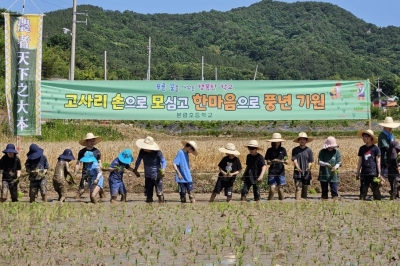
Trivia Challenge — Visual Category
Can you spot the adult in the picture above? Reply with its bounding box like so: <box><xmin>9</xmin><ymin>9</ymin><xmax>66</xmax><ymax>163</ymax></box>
<box><xmin>0</xmin><ymin>144</ymin><xmax>21</xmax><ymax>202</ymax></box>
<box><xmin>378</xmin><ymin>117</ymin><xmax>400</xmax><ymax>187</ymax></box>
<box><xmin>292</xmin><ymin>132</ymin><xmax>314</xmax><ymax>200</ymax></box>
<box><xmin>74</xmin><ymin>133</ymin><xmax>104</xmax><ymax>199</ymax></box>
<box><xmin>386</xmin><ymin>141</ymin><xmax>400</xmax><ymax>200</ymax></box>
<box><xmin>317</xmin><ymin>136</ymin><xmax>341</xmax><ymax>200</ymax></box>
<box><xmin>240</xmin><ymin>140</ymin><xmax>266</xmax><ymax>202</ymax></box>
<box><xmin>265</xmin><ymin>133</ymin><xmax>288</xmax><ymax>201</ymax></box>
<box><xmin>356</xmin><ymin>129</ymin><xmax>383</xmax><ymax>200</ymax></box>
<box><xmin>25</xmin><ymin>144</ymin><xmax>49</xmax><ymax>203</ymax></box>
<box><xmin>134</xmin><ymin>136</ymin><xmax>166</xmax><ymax>203</ymax></box>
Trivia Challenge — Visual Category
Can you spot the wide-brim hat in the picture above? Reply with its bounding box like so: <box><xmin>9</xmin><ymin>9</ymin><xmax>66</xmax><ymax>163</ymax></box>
<box><xmin>80</xmin><ymin>151</ymin><xmax>98</xmax><ymax>163</ymax></box>
<box><xmin>267</xmin><ymin>133</ymin><xmax>286</xmax><ymax>142</ymax></box>
<box><xmin>79</xmin><ymin>133</ymin><xmax>102</xmax><ymax>146</ymax></box>
<box><xmin>218</xmin><ymin>143</ymin><xmax>240</xmax><ymax>155</ymax></box>
<box><xmin>3</xmin><ymin>144</ymin><xmax>18</xmax><ymax>154</ymax></box>
<box><xmin>357</xmin><ymin>129</ymin><xmax>378</xmax><ymax>144</ymax></box>
<box><xmin>323</xmin><ymin>136</ymin><xmax>339</xmax><ymax>149</ymax></box>
<box><xmin>136</xmin><ymin>136</ymin><xmax>160</xmax><ymax>151</ymax></box>
<box><xmin>181</xmin><ymin>140</ymin><xmax>198</xmax><ymax>156</ymax></box>
<box><xmin>355</xmin><ymin>82</ymin><xmax>364</xmax><ymax>87</ymax></box>
<box><xmin>58</xmin><ymin>148</ymin><xmax>75</xmax><ymax>161</ymax></box>
<box><xmin>378</xmin><ymin>117</ymin><xmax>400</xmax><ymax>129</ymax></box>
<box><xmin>26</xmin><ymin>144</ymin><xmax>44</xmax><ymax>160</ymax></box>
<box><xmin>118</xmin><ymin>148</ymin><xmax>134</xmax><ymax>164</ymax></box>
<box><xmin>244</xmin><ymin>140</ymin><xmax>263</xmax><ymax>151</ymax></box>
<box><xmin>293</xmin><ymin>132</ymin><xmax>313</xmax><ymax>143</ymax></box>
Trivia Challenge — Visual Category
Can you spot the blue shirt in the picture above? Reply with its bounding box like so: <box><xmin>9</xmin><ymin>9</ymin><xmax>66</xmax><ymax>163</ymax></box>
<box><xmin>109</xmin><ymin>158</ymin><xmax>130</xmax><ymax>183</ymax></box>
<box><xmin>173</xmin><ymin>149</ymin><xmax>192</xmax><ymax>183</ymax></box>
<box><xmin>135</xmin><ymin>149</ymin><xmax>166</xmax><ymax>179</ymax></box>
<box><xmin>86</xmin><ymin>161</ymin><xmax>102</xmax><ymax>181</ymax></box>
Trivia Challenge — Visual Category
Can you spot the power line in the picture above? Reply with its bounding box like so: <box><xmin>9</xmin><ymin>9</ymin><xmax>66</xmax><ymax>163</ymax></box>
<box><xmin>39</xmin><ymin>0</ymin><xmax>67</xmax><ymax>10</ymax></box>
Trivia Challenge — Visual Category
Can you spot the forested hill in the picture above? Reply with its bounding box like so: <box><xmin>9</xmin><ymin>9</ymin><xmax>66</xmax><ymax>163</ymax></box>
<box><xmin>1</xmin><ymin>0</ymin><xmax>400</xmax><ymax>90</ymax></box>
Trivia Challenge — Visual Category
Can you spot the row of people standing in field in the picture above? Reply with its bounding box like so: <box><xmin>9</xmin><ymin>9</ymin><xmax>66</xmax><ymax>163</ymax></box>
<box><xmin>0</xmin><ymin>116</ymin><xmax>399</xmax><ymax>203</ymax></box>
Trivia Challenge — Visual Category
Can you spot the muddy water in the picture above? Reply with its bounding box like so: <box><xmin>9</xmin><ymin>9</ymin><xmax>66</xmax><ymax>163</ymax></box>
<box><xmin>0</xmin><ymin>193</ymin><xmax>399</xmax><ymax>265</ymax></box>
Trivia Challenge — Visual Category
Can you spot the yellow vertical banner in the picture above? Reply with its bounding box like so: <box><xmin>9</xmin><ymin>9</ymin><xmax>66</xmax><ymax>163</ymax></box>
<box><xmin>3</xmin><ymin>13</ymin><xmax>43</xmax><ymax>136</ymax></box>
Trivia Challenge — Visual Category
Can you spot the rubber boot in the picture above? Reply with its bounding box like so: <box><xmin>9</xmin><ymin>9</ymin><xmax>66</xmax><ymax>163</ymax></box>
<box><xmin>110</xmin><ymin>196</ymin><xmax>118</xmax><ymax>203</ymax></box>
<box><xmin>268</xmin><ymin>187</ymin><xmax>275</xmax><ymax>201</ymax></box>
<box><xmin>390</xmin><ymin>193</ymin><xmax>396</xmax><ymax>200</ymax></box>
<box><xmin>90</xmin><ymin>196</ymin><xmax>98</xmax><ymax>204</ymax></box>
<box><xmin>99</xmin><ymin>189</ymin><xmax>106</xmax><ymax>199</ymax></box>
<box><xmin>227</xmin><ymin>196</ymin><xmax>232</xmax><ymax>202</ymax></box>
<box><xmin>180</xmin><ymin>197</ymin><xmax>186</xmax><ymax>203</ymax></box>
<box><xmin>157</xmin><ymin>195</ymin><xmax>165</xmax><ymax>203</ymax></box>
<box><xmin>189</xmin><ymin>194</ymin><xmax>195</xmax><ymax>203</ymax></box>
<box><xmin>277</xmin><ymin>186</ymin><xmax>285</xmax><ymax>200</ymax></box>
<box><xmin>371</xmin><ymin>185</ymin><xmax>381</xmax><ymax>200</ymax></box>
<box><xmin>360</xmin><ymin>186</ymin><xmax>368</xmax><ymax>201</ymax></box>
<box><xmin>209</xmin><ymin>193</ymin><xmax>217</xmax><ymax>202</ymax></box>
<box><xmin>240</xmin><ymin>195</ymin><xmax>246</xmax><ymax>202</ymax></box>
<box><xmin>301</xmin><ymin>185</ymin><xmax>308</xmax><ymax>199</ymax></box>
<box><xmin>120</xmin><ymin>194</ymin><xmax>127</xmax><ymax>202</ymax></box>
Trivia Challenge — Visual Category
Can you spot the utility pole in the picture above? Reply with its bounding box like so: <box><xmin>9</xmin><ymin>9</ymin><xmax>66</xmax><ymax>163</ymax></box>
<box><xmin>104</xmin><ymin>51</ymin><xmax>107</xmax><ymax>80</ymax></box>
<box><xmin>69</xmin><ymin>0</ymin><xmax>77</xmax><ymax>80</ymax></box>
<box><xmin>215</xmin><ymin>67</ymin><xmax>217</xmax><ymax>80</ymax></box>
<box><xmin>201</xmin><ymin>56</ymin><xmax>204</xmax><ymax>81</ymax></box>
<box><xmin>377</xmin><ymin>78</ymin><xmax>381</xmax><ymax>108</ymax></box>
<box><xmin>69</xmin><ymin>0</ymin><xmax>88</xmax><ymax>81</ymax></box>
<box><xmin>147</xmin><ymin>37</ymin><xmax>151</xmax><ymax>80</ymax></box>
<box><xmin>253</xmin><ymin>65</ymin><xmax>258</xmax><ymax>81</ymax></box>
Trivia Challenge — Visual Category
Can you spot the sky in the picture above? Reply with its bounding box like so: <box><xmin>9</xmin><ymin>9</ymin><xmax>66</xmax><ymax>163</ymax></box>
<box><xmin>2</xmin><ymin>0</ymin><xmax>399</xmax><ymax>27</ymax></box>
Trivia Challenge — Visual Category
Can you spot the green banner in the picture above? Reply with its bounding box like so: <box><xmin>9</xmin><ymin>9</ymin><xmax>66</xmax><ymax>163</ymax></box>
<box><xmin>4</xmin><ymin>14</ymin><xmax>43</xmax><ymax>135</ymax></box>
<box><xmin>41</xmin><ymin>80</ymin><xmax>370</xmax><ymax>120</ymax></box>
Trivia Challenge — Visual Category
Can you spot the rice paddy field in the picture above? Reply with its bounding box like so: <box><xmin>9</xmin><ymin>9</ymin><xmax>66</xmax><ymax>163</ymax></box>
<box><xmin>1</xmin><ymin>136</ymin><xmax>400</xmax><ymax>265</ymax></box>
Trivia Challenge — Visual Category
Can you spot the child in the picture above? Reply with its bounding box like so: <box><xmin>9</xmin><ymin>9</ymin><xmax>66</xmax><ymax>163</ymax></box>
<box><xmin>25</xmin><ymin>144</ymin><xmax>49</xmax><ymax>203</ymax></box>
<box><xmin>0</xmin><ymin>144</ymin><xmax>22</xmax><ymax>202</ymax></box>
<box><xmin>53</xmin><ymin>149</ymin><xmax>76</xmax><ymax>202</ymax></box>
<box><xmin>80</xmin><ymin>151</ymin><xmax>104</xmax><ymax>204</ymax></box>
<box><xmin>265</xmin><ymin>133</ymin><xmax>288</xmax><ymax>201</ymax></box>
<box><xmin>356</xmin><ymin>129</ymin><xmax>383</xmax><ymax>200</ymax></box>
<box><xmin>133</xmin><ymin>136</ymin><xmax>166</xmax><ymax>203</ymax></box>
<box><xmin>318</xmin><ymin>136</ymin><xmax>342</xmax><ymax>200</ymax></box>
<box><xmin>105</xmin><ymin>149</ymin><xmax>134</xmax><ymax>203</ymax></box>
<box><xmin>173</xmin><ymin>140</ymin><xmax>198</xmax><ymax>203</ymax></box>
<box><xmin>241</xmin><ymin>140</ymin><xmax>266</xmax><ymax>202</ymax></box>
<box><xmin>292</xmin><ymin>132</ymin><xmax>314</xmax><ymax>200</ymax></box>
<box><xmin>210</xmin><ymin>143</ymin><xmax>242</xmax><ymax>202</ymax></box>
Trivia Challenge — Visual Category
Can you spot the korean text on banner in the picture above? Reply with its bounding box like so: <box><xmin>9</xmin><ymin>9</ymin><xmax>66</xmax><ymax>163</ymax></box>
<box><xmin>4</xmin><ymin>13</ymin><xmax>43</xmax><ymax>135</ymax></box>
<box><xmin>41</xmin><ymin>80</ymin><xmax>370</xmax><ymax>121</ymax></box>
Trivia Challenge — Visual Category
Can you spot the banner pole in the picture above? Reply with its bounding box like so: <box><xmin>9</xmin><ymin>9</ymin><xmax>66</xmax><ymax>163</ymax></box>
<box><xmin>368</xmin><ymin>79</ymin><xmax>372</xmax><ymax>129</ymax></box>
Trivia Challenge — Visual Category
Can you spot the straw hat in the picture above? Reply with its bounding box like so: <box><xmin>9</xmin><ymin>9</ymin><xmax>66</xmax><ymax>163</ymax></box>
<box><xmin>378</xmin><ymin>117</ymin><xmax>400</xmax><ymax>129</ymax></box>
<box><xmin>244</xmin><ymin>140</ymin><xmax>263</xmax><ymax>151</ymax></box>
<box><xmin>357</xmin><ymin>129</ymin><xmax>378</xmax><ymax>144</ymax></box>
<box><xmin>181</xmin><ymin>140</ymin><xmax>198</xmax><ymax>156</ymax></box>
<box><xmin>136</xmin><ymin>136</ymin><xmax>160</xmax><ymax>151</ymax></box>
<box><xmin>323</xmin><ymin>136</ymin><xmax>339</xmax><ymax>149</ymax></box>
<box><xmin>218</xmin><ymin>143</ymin><xmax>240</xmax><ymax>155</ymax></box>
<box><xmin>267</xmin><ymin>133</ymin><xmax>285</xmax><ymax>142</ymax></box>
<box><xmin>293</xmin><ymin>132</ymin><xmax>313</xmax><ymax>143</ymax></box>
<box><xmin>79</xmin><ymin>133</ymin><xmax>102</xmax><ymax>146</ymax></box>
